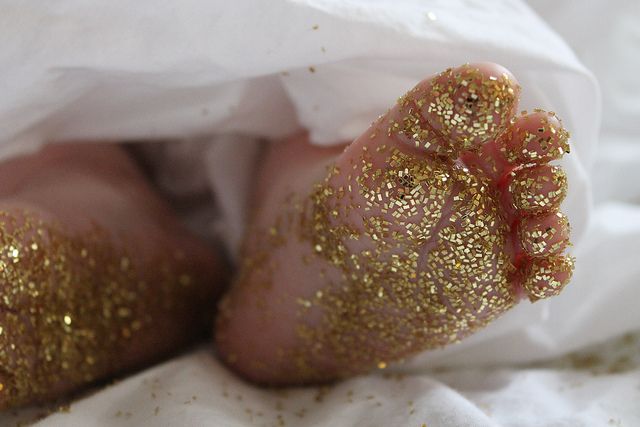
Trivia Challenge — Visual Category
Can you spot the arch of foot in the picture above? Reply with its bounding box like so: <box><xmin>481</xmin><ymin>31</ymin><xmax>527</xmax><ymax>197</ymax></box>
<box><xmin>501</xmin><ymin>110</ymin><xmax>575</xmax><ymax>302</ymax></box>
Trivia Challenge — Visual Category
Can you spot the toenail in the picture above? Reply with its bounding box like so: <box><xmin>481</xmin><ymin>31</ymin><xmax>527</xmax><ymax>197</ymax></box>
<box><xmin>519</xmin><ymin>212</ymin><xmax>571</xmax><ymax>257</ymax></box>
<box><xmin>522</xmin><ymin>256</ymin><xmax>575</xmax><ymax>302</ymax></box>
<box><xmin>509</xmin><ymin>165</ymin><xmax>568</xmax><ymax>214</ymax></box>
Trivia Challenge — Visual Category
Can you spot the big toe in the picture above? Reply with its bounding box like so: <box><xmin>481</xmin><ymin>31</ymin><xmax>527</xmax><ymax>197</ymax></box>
<box><xmin>386</xmin><ymin>62</ymin><xmax>521</xmax><ymax>157</ymax></box>
<box><xmin>422</xmin><ymin>62</ymin><xmax>520</xmax><ymax>151</ymax></box>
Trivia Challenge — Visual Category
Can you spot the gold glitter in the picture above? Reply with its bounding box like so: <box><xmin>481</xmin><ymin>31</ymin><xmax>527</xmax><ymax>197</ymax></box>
<box><xmin>519</xmin><ymin>212</ymin><xmax>570</xmax><ymax>257</ymax></box>
<box><xmin>0</xmin><ymin>210</ymin><xmax>217</xmax><ymax>409</ymax></box>
<box><xmin>387</xmin><ymin>65</ymin><xmax>518</xmax><ymax>156</ymax></box>
<box><xmin>523</xmin><ymin>256</ymin><xmax>575</xmax><ymax>301</ymax></box>
<box><xmin>509</xmin><ymin>165</ymin><xmax>567</xmax><ymax>214</ymax></box>
<box><xmin>426</xmin><ymin>67</ymin><xmax>517</xmax><ymax>150</ymax></box>
<box><xmin>500</xmin><ymin>111</ymin><xmax>570</xmax><ymax>164</ymax></box>
<box><xmin>230</xmin><ymin>145</ymin><xmax>517</xmax><ymax>379</ymax></box>
<box><xmin>220</xmin><ymin>64</ymin><xmax>573</xmax><ymax>383</ymax></box>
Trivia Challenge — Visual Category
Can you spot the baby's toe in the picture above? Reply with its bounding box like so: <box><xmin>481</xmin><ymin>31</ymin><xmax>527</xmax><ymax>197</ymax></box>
<box><xmin>498</xmin><ymin>110</ymin><xmax>575</xmax><ymax>302</ymax></box>
<box><xmin>519</xmin><ymin>212</ymin><xmax>571</xmax><ymax>257</ymax></box>
<box><xmin>386</xmin><ymin>62</ymin><xmax>520</xmax><ymax>156</ymax></box>
<box><xmin>508</xmin><ymin>164</ymin><xmax>568</xmax><ymax>214</ymax></box>
<box><xmin>423</xmin><ymin>63</ymin><xmax>520</xmax><ymax>151</ymax></box>
<box><xmin>499</xmin><ymin>110</ymin><xmax>570</xmax><ymax>165</ymax></box>
<box><xmin>522</xmin><ymin>256</ymin><xmax>575</xmax><ymax>302</ymax></box>
<box><xmin>516</xmin><ymin>210</ymin><xmax>573</xmax><ymax>302</ymax></box>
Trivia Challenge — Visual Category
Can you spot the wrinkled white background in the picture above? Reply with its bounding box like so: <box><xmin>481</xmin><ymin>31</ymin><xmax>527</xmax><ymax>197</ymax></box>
<box><xmin>0</xmin><ymin>0</ymin><xmax>638</xmax><ymax>425</ymax></box>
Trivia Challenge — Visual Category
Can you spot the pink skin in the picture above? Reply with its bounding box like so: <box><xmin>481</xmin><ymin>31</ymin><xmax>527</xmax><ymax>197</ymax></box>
<box><xmin>0</xmin><ymin>144</ymin><xmax>228</xmax><ymax>409</ymax></box>
<box><xmin>0</xmin><ymin>63</ymin><xmax>573</xmax><ymax>408</ymax></box>
<box><xmin>215</xmin><ymin>63</ymin><xmax>573</xmax><ymax>384</ymax></box>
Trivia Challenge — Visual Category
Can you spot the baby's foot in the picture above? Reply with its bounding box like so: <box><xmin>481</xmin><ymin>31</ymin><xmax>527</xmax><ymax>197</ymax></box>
<box><xmin>0</xmin><ymin>144</ymin><xmax>227</xmax><ymax>409</ymax></box>
<box><xmin>216</xmin><ymin>63</ymin><xmax>574</xmax><ymax>384</ymax></box>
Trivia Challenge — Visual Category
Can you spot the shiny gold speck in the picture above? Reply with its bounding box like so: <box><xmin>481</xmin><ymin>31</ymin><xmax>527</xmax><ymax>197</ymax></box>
<box><xmin>0</xmin><ymin>210</ymin><xmax>213</xmax><ymax>409</ymax></box>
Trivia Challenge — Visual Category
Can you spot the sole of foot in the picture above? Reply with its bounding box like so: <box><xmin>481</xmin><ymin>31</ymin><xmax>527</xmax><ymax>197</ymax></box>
<box><xmin>215</xmin><ymin>63</ymin><xmax>574</xmax><ymax>385</ymax></box>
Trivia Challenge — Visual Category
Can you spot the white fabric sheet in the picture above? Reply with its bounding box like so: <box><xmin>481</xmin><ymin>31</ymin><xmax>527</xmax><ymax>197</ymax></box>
<box><xmin>20</xmin><ymin>333</ymin><xmax>640</xmax><ymax>427</ymax></box>
<box><xmin>0</xmin><ymin>0</ymin><xmax>638</xmax><ymax>425</ymax></box>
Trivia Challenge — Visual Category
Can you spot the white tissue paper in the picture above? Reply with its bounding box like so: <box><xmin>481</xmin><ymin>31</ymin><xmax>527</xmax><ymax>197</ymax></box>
<box><xmin>0</xmin><ymin>0</ymin><xmax>638</xmax><ymax>425</ymax></box>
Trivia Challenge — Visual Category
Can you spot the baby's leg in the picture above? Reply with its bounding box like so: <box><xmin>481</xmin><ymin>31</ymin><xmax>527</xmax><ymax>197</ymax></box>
<box><xmin>216</xmin><ymin>63</ymin><xmax>574</xmax><ymax>384</ymax></box>
<box><xmin>0</xmin><ymin>144</ymin><xmax>227</xmax><ymax>408</ymax></box>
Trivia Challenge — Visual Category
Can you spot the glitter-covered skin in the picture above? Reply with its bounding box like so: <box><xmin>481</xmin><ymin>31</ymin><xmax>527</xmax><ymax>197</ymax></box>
<box><xmin>216</xmin><ymin>63</ymin><xmax>575</xmax><ymax>384</ymax></box>
<box><xmin>0</xmin><ymin>144</ymin><xmax>227</xmax><ymax>409</ymax></box>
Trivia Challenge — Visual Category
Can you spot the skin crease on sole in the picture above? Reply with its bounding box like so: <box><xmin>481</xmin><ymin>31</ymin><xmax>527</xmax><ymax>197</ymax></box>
<box><xmin>215</xmin><ymin>63</ymin><xmax>575</xmax><ymax>385</ymax></box>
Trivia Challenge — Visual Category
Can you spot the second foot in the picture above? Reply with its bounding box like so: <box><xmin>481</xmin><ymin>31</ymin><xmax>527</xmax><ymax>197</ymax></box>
<box><xmin>216</xmin><ymin>63</ymin><xmax>575</xmax><ymax>384</ymax></box>
<box><xmin>0</xmin><ymin>144</ymin><xmax>228</xmax><ymax>409</ymax></box>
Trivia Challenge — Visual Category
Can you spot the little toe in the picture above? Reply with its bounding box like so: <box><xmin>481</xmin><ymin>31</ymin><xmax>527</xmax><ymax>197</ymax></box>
<box><xmin>522</xmin><ymin>255</ymin><xmax>575</xmax><ymax>302</ymax></box>
<box><xmin>499</xmin><ymin>110</ymin><xmax>570</xmax><ymax>165</ymax></box>
<box><xmin>383</xmin><ymin>62</ymin><xmax>521</xmax><ymax>157</ymax></box>
<box><xmin>519</xmin><ymin>212</ymin><xmax>571</xmax><ymax>258</ymax></box>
